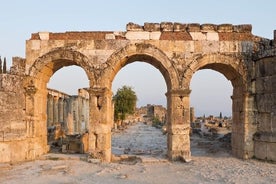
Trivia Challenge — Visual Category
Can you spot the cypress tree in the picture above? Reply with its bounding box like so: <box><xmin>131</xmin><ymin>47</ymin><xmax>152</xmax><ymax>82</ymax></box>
<box><xmin>3</xmin><ymin>57</ymin><xmax>7</xmax><ymax>73</ymax></box>
<box><xmin>0</xmin><ymin>56</ymin><xmax>2</xmax><ymax>74</ymax></box>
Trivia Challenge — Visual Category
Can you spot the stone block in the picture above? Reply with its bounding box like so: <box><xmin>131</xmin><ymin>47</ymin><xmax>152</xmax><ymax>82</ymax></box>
<box><xmin>183</xmin><ymin>41</ymin><xmax>195</xmax><ymax>52</ymax></box>
<box><xmin>168</xmin><ymin>134</ymin><xmax>190</xmax><ymax>150</ymax></box>
<box><xmin>126</xmin><ymin>22</ymin><xmax>143</xmax><ymax>31</ymax></box>
<box><xmin>206</xmin><ymin>32</ymin><xmax>219</xmax><ymax>41</ymax></box>
<box><xmin>105</xmin><ymin>34</ymin><xmax>115</xmax><ymax>40</ymax></box>
<box><xmin>144</xmin><ymin>23</ymin><xmax>160</xmax><ymax>32</ymax></box>
<box><xmin>187</xmin><ymin>23</ymin><xmax>201</xmax><ymax>32</ymax></box>
<box><xmin>256</xmin><ymin>94</ymin><xmax>273</xmax><ymax>113</ymax></box>
<box><xmin>189</xmin><ymin>32</ymin><xmax>206</xmax><ymax>40</ymax></box>
<box><xmin>0</xmin><ymin>143</ymin><xmax>10</xmax><ymax>162</ymax></box>
<box><xmin>200</xmin><ymin>24</ymin><xmax>217</xmax><ymax>32</ymax></box>
<box><xmin>202</xmin><ymin>41</ymin><xmax>219</xmax><ymax>53</ymax></box>
<box><xmin>241</xmin><ymin>41</ymin><xmax>254</xmax><ymax>53</ymax></box>
<box><xmin>39</xmin><ymin>32</ymin><xmax>49</xmax><ymax>40</ymax></box>
<box><xmin>233</xmin><ymin>24</ymin><xmax>252</xmax><ymax>33</ymax></box>
<box><xmin>149</xmin><ymin>32</ymin><xmax>161</xmax><ymax>40</ymax></box>
<box><xmin>125</xmin><ymin>31</ymin><xmax>150</xmax><ymax>40</ymax></box>
<box><xmin>173</xmin><ymin>23</ymin><xmax>186</xmax><ymax>32</ymax></box>
<box><xmin>254</xmin><ymin>141</ymin><xmax>267</xmax><ymax>160</ymax></box>
<box><xmin>96</xmin><ymin>133</ymin><xmax>111</xmax><ymax>150</ymax></box>
<box><xmin>217</xmin><ymin>24</ymin><xmax>233</xmax><ymax>32</ymax></box>
<box><xmin>267</xmin><ymin>142</ymin><xmax>276</xmax><ymax>161</ymax></box>
<box><xmin>31</xmin><ymin>40</ymin><xmax>41</xmax><ymax>50</ymax></box>
<box><xmin>161</xmin><ymin>22</ymin><xmax>173</xmax><ymax>31</ymax></box>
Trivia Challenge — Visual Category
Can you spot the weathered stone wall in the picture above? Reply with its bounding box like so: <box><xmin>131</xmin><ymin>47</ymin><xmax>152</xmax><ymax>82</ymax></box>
<box><xmin>254</xmin><ymin>47</ymin><xmax>276</xmax><ymax>161</ymax></box>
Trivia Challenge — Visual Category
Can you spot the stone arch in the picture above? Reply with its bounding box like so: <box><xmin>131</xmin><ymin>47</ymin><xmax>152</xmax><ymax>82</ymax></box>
<box><xmin>100</xmin><ymin>43</ymin><xmax>179</xmax><ymax>90</ymax></box>
<box><xmin>29</xmin><ymin>48</ymin><xmax>94</xmax><ymax>85</ymax></box>
<box><xmin>24</xmin><ymin>48</ymin><xmax>93</xmax><ymax>157</ymax></box>
<box><xmin>92</xmin><ymin>43</ymin><xmax>186</xmax><ymax>161</ymax></box>
<box><xmin>183</xmin><ymin>53</ymin><xmax>248</xmax><ymax>89</ymax></box>
<box><xmin>183</xmin><ymin>53</ymin><xmax>256</xmax><ymax>159</ymax></box>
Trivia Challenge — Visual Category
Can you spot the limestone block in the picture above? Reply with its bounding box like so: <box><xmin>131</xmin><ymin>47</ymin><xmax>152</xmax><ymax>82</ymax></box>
<box><xmin>206</xmin><ymin>32</ymin><xmax>219</xmax><ymax>41</ymax></box>
<box><xmin>173</xmin><ymin>23</ymin><xmax>186</xmax><ymax>32</ymax></box>
<box><xmin>217</xmin><ymin>24</ymin><xmax>233</xmax><ymax>32</ymax></box>
<box><xmin>189</xmin><ymin>32</ymin><xmax>206</xmax><ymax>41</ymax></box>
<box><xmin>201</xmin><ymin>24</ymin><xmax>217</xmax><ymax>32</ymax></box>
<box><xmin>233</xmin><ymin>24</ymin><xmax>252</xmax><ymax>33</ymax></box>
<box><xmin>0</xmin><ymin>143</ymin><xmax>10</xmax><ymax>162</ymax></box>
<box><xmin>256</xmin><ymin>94</ymin><xmax>273</xmax><ymax>113</ymax></box>
<box><xmin>187</xmin><ymin>23</ymin><xmax>201</xmax><ymax>32</ymax></box>
<box><xmin>105</xmin><ymin>34</ymin><xmax>115</xmax><ymax>40</ymax></box>
<box><xmin>169</xmin><ymin>124</ymin><xmax>190</xmax><ymax>135</ymax></box>
<box><xmin>161</xmin><ymin>22</ymin><xmax>173</xmax><ymax>31</ymax></box>
<box><xmin>202</xmin><ymin>41</ymin><xmax>219</xmax><ymax>53</ymax></box>
<box><xmin>168</xmin><ymin>134</ymin><xmax>190</xmax><ymax>150</ymax></box>
<box><xmin>267</xmin><ymin>142</ymin><xmax>276</xmax><ymax>161</ymax></box>
<box><xmin>219</xmin><ymin>41</ymin><xmax>239</xmax><ymax>52</ymax></box>
<box><xmin>183</xmin><ymin>41</ymin><xmax>194</xmax><ymax>52</ymax></box>
<box><xmin>254</xmin><ymin>141</ymin><xmax>267</xmax><ymax>160</ymax></box>
<box><xmin>96</xmin><ymin>133</ymin><xmax>111</xmax><ymax>150</ymax></box>
<box><xmin>149</xmin><ymin>32</ymin><xmax>161</xmax><ymax>40</ymax></box>
<box><xmin>126</xmin><ymin>22</ymin><xmax>143</xmax><ymax>31</ymax></box>
<box><xmin>144</xmin><ymin>23</ymin><xmax>160</xmax><ymax>32</ymax></box>
<box><xmin>241</xmin><ymin>41</ymin><xmax>254</xmax><ymax>52</ymax></box>
<box><xmin>31</xmin><ymin>40</ymin><xmax>41</xmax><ymax>50</ymax></box>
<box><xmin>125</xmin><ymin>31</ymin><xmax>150</xmax><ymax>40</ymax></box>
<box><xmin>39</xmin><ymin>32</ymin><xmax>49</xmax><ymax>40</ymax></box>
<box><xmin>92</xmin><ymin>123</ymin><xmax>111</xmax><ymax>134</ymax></box>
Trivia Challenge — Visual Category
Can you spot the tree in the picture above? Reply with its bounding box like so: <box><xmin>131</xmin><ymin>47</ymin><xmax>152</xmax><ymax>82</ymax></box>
<box><xmin>0</xmin><ymin>56</ymin><xmax>2</xmax><ymax>74</ymax></box>
<box><xmin>219</xmin><ymin>112</ymin><xmax>222</xmax><ymax>119</ymax></box>
<box><xmin>3</xmin><ymin>57</ymin><xmax>7</xmax><ymax>73</ymax></box>
<box><xmin>113</xmin><ymin>85</ymin><xmax>137</xmax><ymax>122</ymax></box>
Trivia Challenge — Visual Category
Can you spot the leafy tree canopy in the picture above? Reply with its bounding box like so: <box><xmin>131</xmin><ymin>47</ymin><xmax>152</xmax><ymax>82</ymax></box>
<box><xmin>113</xmin><ymin>85</ymin><xmax>137</xmax><ymax>121</ymax></box>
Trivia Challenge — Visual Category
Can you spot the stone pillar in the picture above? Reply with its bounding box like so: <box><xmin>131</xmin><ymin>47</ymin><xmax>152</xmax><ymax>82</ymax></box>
<box><xmin>47</xmin><ymin>94</ymin><xmax>54</xmax><ymax>127</ymax></box>
<box><xmin>53</xmin><ymin>96</ymin><xmax>59</xmax><ymax>124</ymax></box>
<box><xmin>88</xmin><ymin>87</ymin><xmax>113</xmax><ymax>162</ymax></box>
<box><xmin>190</xmin><ymin>107</ymin><xmax>195</xmax><ymax>123</ymax></box>
<box><xmin>166</xmin><ymin>89</ymin><xmax>191</xmax><ymax>162</ymax></box>
<box><xmin>231</xmin><ymin>92</ymin><xmax>256</xmax><ymax>159</ymax></box>
<box><xmin>58</xmin><ymin>97</ymin><xmax>64</xmax><ymax>123</ymax></box>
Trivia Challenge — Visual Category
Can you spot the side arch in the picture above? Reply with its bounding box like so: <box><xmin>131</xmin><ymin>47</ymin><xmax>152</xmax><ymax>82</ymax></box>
<box><xmin>183</xmin><ymin>53</ymin><xmax>256</xmax><ymax>159</ymax></box>
<box><xmin>100</xmin><ymin>43</ymin><xmax>179</xmax><ymax>90</ymax></box>
<box><xmin>28</xmin><ymin>47</ymin><xmax>95</xmax><ymax>84</ymax></box>
<box><xmin>183</xmin><ymin>53</ymin><xmax>248</xmax><ymax>89</ymax></box>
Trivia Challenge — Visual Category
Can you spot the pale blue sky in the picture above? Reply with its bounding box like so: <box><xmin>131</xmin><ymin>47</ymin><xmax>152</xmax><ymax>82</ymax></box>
<box><xmin>1</xmin><ymin>0</ymin><xmax>275</xmax><ymax>116</ymax></box>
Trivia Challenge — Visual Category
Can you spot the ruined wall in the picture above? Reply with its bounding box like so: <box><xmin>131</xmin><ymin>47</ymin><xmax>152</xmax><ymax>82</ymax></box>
<box><xmin>0</xmin><ymin>57</ymin><xmax>29</xmax><ymax>162</ymax></box>
<box><xmin>254</xmin><ymin>46</ymin><xmax>276</xmax><ymax>161</ymax></box>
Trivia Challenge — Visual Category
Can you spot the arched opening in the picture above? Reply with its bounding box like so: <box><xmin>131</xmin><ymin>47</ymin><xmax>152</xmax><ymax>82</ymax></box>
<box><xmin>47</xmin><ymin>66</ymin><xmax>90</xmax><ymax>154</ymax></box>
<box><xmin>26</xmin><ymin>49</ymin><xmax>94</xmax><ymax>157</ymax></box>
<box><xmin>111</xmin><ymin>62</ymin><xmax>168</xmax><ymax>161</ymax></box>
<box><xmin>185</xmin><ymin>54</ymin><xmax>251</xmax><ymax>159</ymax></box>
<box><xmin>190</xmin><ymin>69</ymin><xmax>233</xmax><ymax>157</ymax></box>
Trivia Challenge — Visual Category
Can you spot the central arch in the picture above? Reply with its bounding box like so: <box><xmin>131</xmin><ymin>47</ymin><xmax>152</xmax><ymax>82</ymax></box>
<box><xmin>94</xmin><ymin>43</ymin><xmax>190</xmax><ymax>161</ymax></box>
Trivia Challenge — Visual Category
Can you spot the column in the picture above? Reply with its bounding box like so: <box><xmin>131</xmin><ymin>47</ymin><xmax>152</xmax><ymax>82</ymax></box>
<box><xmin>166</xmin><ymin>89</ymin><xmax>191</xmax><ymax>162</ymax></box>
<box><xmin>58</xmin><ymin>97</ymin><xmax>64</xmax><ymax>123</ymax></box>
<box><xmin>47</xmin><ymin>94</ymin><xmax>54</xmax><ymax>127</ymax></box>
<box><xmin>53</xmin><ymin>96</ymin><xmax>59</xmax><ymax>124</ymax></box>
<box><xmin>88</xmin><ymin>87</ymin><xmax>113</xmax><ymax>162</ymax></box>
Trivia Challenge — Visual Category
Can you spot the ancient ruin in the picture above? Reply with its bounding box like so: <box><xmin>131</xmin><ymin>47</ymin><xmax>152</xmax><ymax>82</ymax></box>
<box><xmin>0</xmin><ymin>22</ymin><xmax>275</xmax><ymax>163</ymax></box>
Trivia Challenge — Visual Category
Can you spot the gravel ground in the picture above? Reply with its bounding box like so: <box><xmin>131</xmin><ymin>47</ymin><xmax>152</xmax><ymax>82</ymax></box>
<box><xmin>0</xmin><ymin>122</ymin><xmax>275</xmax><ymax>184</ymax></box>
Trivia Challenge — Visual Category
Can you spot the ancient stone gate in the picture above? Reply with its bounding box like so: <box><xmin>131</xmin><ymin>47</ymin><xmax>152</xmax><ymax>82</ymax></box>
<box><xmin>0</xmin><ymin>22</ymin><xmax>275</xmax><ymax>163</ymax></box>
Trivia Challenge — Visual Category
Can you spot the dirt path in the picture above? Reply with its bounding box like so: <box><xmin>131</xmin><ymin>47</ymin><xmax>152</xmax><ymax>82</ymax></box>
<box><xmin>0</xmin><ymin>122</ymin><xmax>275</xmax><ymax>184</ymax></box>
